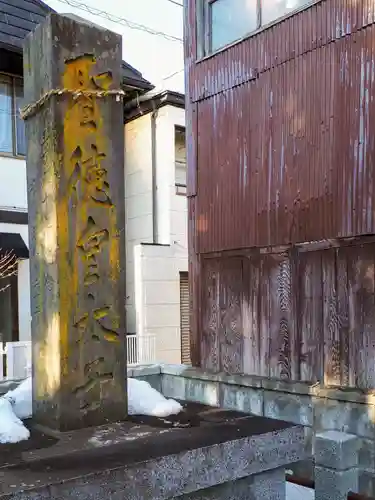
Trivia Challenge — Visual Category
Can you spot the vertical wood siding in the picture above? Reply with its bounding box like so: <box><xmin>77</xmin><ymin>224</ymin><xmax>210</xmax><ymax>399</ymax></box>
<box><xmin>200</xmin><ymin>242</ymin><xmax>375</xmax><ymax>389</ymax></box>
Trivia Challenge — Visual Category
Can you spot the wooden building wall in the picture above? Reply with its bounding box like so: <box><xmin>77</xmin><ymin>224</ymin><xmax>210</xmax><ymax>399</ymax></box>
<box><xmin>185</xmin><ymin>0</ymin><xmax>375</xmax><ymax>388</ymax></box>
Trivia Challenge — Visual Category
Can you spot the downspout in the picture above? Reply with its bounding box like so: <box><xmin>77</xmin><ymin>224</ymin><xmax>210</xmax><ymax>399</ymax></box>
<box><xmin>151</xmin><ymin>105</ymin><xmax>158</xmax><ymax>244</ymax></box>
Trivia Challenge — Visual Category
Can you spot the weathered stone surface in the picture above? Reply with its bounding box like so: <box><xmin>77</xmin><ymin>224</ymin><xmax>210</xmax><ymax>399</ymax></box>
<box><xmin>178</xmin><ymin>468</ymin><xmax>285</xmax><ymax>500</ymax></box>
<box><xmin>133</xmin><ymin>365</ymin><xmax>375</xmax><ymax>497</ymax></box>
<box><xmin>313</xmin><ymin>396</ymin><xmax>375</xmax><ymax>439</ymax></box>
<box><xmin>161</xmin><ymin>365</ymin><xmax>263</xmax><ymax>388</ymax></box>
<box><xmin>359</xmin><ymin>470</ymin><xmax>375</xmax><ymax>498</ymax></box>
<box><xmin>262</xmin><ymin>378</ymin><xmax>311</xmax><ymax>395</ymax></box>
<box><xmin>23</xmin><ymin>13</ymin><xmax>126</xmax><ymax>431</ymax></box>
<box><xmin>359</xmin><ymin>437</ymin><xmax>375</xmax><ymax>472</ymax></box>
<box><xmin>162</xmin><ymin>374</ymin><xmax>187</xmax><ymax>400</ymax></box>
<box><xmin>161</xmin><ymin>374</ymin><xmax>219</xmax><ymax>407</ymax></box>
<box><xmin>185</xmin><ymin>378</ymin><xmax>219</xmax><ymax>406</ymax></box>
<box><xmin>315</xmin><ymin>466</ymin><xmax>358</xmax><ymax>500</ymax></box>
<box><xmin>315</xmin><ymin>431</ymin><xmax>358</xmax><ymax>470</ymax></box>
<box><xmin>286</xmin><ymin>426</ymin><xmax>314</xmax><ymax>477</ymax></box>
<box><xmin>1</xmin><ymin>415</ymin><xmax>306</xmax><ymax>499</ymax></box>
<box><xmin>135</xmin><ymin>375</ymin><xmax>162</xmax><ymax>393</ymax></box>
<box><xmin>219</xmin><ymin>383</ymin><xmax>263</xmax><ymax>416</ymax></box>
<box><xmin>131</xmin><ymin>364</ymin><xmax>161</xmax><ymax>377</ymax></box>
<box><xmin>264</xmin><ymin>391</ymin><xmax>312</xmax><ymax>426</ymax></box>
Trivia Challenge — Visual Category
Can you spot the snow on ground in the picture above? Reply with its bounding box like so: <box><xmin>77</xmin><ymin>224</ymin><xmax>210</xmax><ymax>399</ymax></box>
<box><xmin>0</xmin><ymin>377</ymin><xmax>182</xmax><ymax>444</ymax></box>
<box><xmin>0</xmin><ymin>397</ymin><xmax>30</xmax><ymax>444</ymax></box>
<box><xmin>128</xmin><ymin>378</ymin><xmax>182</xmax><ymax>417</ymax></box>
<box><xmin>0</xmin><ymin>377</ymin><xmax>32</xmax><ymax>444</ymax></box>
<box><xmin>286</xmin><ymin>482</ymin><xmax>315</xmax><ymax>500</ymax></box>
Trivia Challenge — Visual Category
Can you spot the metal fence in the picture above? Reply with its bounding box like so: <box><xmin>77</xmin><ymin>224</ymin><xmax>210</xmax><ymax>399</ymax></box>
<box><xmin>0</xmin><ymin>334</ymin><xmax>157</xmax><ymax>381</ymax></box>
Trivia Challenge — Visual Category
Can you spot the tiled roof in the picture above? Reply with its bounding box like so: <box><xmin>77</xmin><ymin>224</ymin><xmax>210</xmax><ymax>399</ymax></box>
<box><xmin>0</xmin><ymin>0</ymin><xmax>153</xmax><ymax>91</ymax></box>
<box><xmin>0</xmin><ymin>0</ymin><xmax>51</xmax><ymax>51</ymax></box>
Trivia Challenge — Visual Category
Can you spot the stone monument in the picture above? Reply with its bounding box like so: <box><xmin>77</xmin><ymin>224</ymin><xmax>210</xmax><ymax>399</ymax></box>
<box><xmin>23</xmin><ymin>13</ymin><xmax>127</xmax><ymax>431</ymax></box>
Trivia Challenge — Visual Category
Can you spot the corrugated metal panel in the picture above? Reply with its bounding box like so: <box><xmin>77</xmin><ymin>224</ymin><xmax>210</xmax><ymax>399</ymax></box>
<box><xmin>200</xmin><ymin>241</ymin><xmax>375</xmax><ymax>389</ymax></box>
<box><xmin>190</xmin><ymin>1</ymin><xmax>375</xmax><ymax>102</ymax></box>
<box><xmin>187</xmin><ymin>0</ymin><xmax>375</xmax><ymax>253</ymax></box>
<box><xmin>180</xmin><ymin>272</ymin><xmax>191</xmax><ymax>365</ymax></box>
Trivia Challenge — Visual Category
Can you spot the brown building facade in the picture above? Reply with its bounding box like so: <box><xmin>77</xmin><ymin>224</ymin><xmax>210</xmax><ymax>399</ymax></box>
<box><xmin>185</xmin><ymin>0</ymin><xmax>375</xmax><ymax>390</ymax></box>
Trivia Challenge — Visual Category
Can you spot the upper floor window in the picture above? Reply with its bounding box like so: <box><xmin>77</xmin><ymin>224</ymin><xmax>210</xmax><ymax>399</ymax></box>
<box><xmin>0</xmin><ymin>74</ymin><xmax>26</xmax><ymax>157</ymax></box>
<box><xmin>175</xmin><ymin>126</ymin><xmax>187</xmax><ymax>195</ymax></box>
<box><xmin>204</xmin><ymin>0</ymin><xmax>311</xmax><ymax>54</ymax></box>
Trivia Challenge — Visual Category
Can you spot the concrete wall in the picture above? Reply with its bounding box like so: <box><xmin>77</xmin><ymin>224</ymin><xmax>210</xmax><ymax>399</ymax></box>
<box><xmin>125</xmin><ymin>105</ymin><xmax>187</xmax><ymax>364</ymax></box>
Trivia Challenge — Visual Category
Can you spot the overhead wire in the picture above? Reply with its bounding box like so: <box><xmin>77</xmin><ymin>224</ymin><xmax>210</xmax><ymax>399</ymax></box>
<box><xmin>54</xmin><ymin>0</ymin><xmax>183</xmax><ymax>42</ymax></box>
<box><xmin>52</xmin><ymin>0</ymin><xmax>185</xmax><ymax>87</ymax></box>
<box><xmin>164</xmin><ymin>0</ymin><xmax>183</xmax><ymax>7</ymax></box>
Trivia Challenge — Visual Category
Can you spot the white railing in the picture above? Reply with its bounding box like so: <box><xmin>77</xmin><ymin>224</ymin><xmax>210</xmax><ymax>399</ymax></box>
<box><xmin>0</xmin><ymin>341</ymin><xmax>32</xmax><ymax>382</ymax></box>
<box><xmin>0</xmin><ymin>334</ymin><xmax>156</xmax><ymax>381</ymax></box>
<box><xmin>127</xmin><ymin>334</ymin><xmax>157</xmax><ymax>366</ymax></box>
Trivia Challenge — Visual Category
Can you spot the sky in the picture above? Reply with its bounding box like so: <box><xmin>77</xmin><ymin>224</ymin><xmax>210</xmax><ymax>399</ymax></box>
<box><xmin>45</xmin><ymin>0</ymin><xmax>185</xmax><ymax>93</ymax></box>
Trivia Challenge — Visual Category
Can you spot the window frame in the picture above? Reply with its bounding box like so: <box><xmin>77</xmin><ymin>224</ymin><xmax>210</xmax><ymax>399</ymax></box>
<box><xmin>200</xmin><ymin>0</ymin><xmax>314</xmax><ymax>58</ymax></box>
<box><xmin>0</xmin><ymin>73</ymin><xmax>26</xmax><ymax>159</ymax></box>
<box><xmin>174</xmin><ymin>125</ymin><xmax>187</xmax><ymax>195</ymax></box>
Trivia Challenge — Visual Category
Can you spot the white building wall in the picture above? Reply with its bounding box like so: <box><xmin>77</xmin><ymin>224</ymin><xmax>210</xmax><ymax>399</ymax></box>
<box><xmin>128</xmin><ymin>104</ymin><xmax>187</xmax><ymax>364</ymax></box>
<box><xmin>124</xmin><ymin>114</ymin><xmax>154</xmax><ymax>333</ymax></box>
<box><xmin>134</xmin><ymin>243</ymin><xmax>188</xmax><ymax>363</ymax></box>
<box><xmin>0</xmin><ymin>157</ymin><xmax>27</xmax><ymax>211</ymax></box>
<box><xmin>0</xmin><ymin>156</ymin><xmax>30</xmax><ymax>342</ymax></box>
<box><xmin>155</xmin><ymin>106</ymin><xmax>187</xmax><ymax>249</ymax></box>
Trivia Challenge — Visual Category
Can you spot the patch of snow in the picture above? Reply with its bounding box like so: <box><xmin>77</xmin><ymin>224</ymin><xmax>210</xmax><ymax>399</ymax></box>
<box><xmin>286</xmin><ymin>482</ymin><xmax>315</xmax><ymax>500</ymax></box>
<box><xmin>128</xmin><ymin>378</ymin><xmax>182</xmax><ymax>417</ymax></box>
<box><xmin>0</xmin><ymin>376</ymin><xmax>182</xmax><ymax>444</ymax></box>
<box><xmin>0</xmin><ymin>398</ymin><xmax>30</xmax><ymax>444</ymax></box>
<box><xmin>4</xmin><ymin>377</ymin><xmax>32</xmax><ymax>420</ymax></box>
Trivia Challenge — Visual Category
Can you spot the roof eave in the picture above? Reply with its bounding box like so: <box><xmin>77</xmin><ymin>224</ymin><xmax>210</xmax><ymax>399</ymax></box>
<box><xmin>124</xmin><ymin>89</ymin><xmax>185</xmax><ymax>123</ymax></box>
<box><xmin>0</xmin><ymin>44</ymin><xmax>154</xmax><ymax>94</ymax></box>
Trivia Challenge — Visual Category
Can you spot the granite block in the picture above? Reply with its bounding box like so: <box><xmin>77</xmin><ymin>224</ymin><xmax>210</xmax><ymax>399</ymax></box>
<box><xmin>313</xmin><ymin>396</ymin><xmax>375</xmax><ymax>439</ymax></box>
<box><xmin>315</xmin><ymin>466</ymin><xmax>358</xmax><ymax>500</ymax></box>
<box><xmin>185</xmin><ymin>378</ymin><xmax>219</xmax><ymax>407</ymax></box>
<box><xmin>1</xmin><ymin>419</ymin><xmax>306</xmax><ymax>500</ymax></box>
<box><xmin>161</xmin><ymin>364</ymin><xmax>192</xmax><ymax>376</ymax></box>
<box><xmin>264</xmin><ymin>391</ymin><xmax>312</xmax><ymax>426</ymax></box>
<box><xmin>262</xmin><ymin>378</ymin><xmax>311</xmax><ymax>395</ymax></box>
<box><xmin>359</xmin><ymin>470</ymin><xmax>375</xmax><ymax>498</ymax></box>
<box><xmin>178</xmin><ymin>468</ymin><xmax>285</xmax><ymax>500</ymax></box>
<box><xmin>131</xmin><ymin>365</ymin><xmax>161</xmax><ymax>377</ymax></box>
<box><xmin>220</xmin><ymin>383</ymin><xmax>263</xmax><ymax>416</ymax></box>
<box><xmin>162</xmin><ymin>374</ymin><xmax>187</xmax><ymax>400</ymax></box>
<box><xmin>359</xmin><ymin>438</ymin><xmax>375</xmax><ymax>472</ymax></box>
<box><xmin>315</xmin><ymin>431</ymin><xmax>358</xmax><ymax>470</ymax></box>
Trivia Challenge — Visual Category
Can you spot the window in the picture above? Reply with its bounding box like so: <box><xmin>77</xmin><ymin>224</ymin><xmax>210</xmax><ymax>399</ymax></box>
<box><xmin>175</xmin><ymin>127</ymin><xmax>187</xmax><ymax>195</ymax></box>
<box><xmin>0</xmin><ymin>74</ymin><xmax>26</xmax><ymax>157</ymax></box>
<box><xmin>0</xmin><ymin>272</ymin><xmax>19</xmax><ymax>344</ymax></box>
<box><xmin>204</xmin><ymin>0</ymin><xmax>311</xmax><ymax>54</ymax></box>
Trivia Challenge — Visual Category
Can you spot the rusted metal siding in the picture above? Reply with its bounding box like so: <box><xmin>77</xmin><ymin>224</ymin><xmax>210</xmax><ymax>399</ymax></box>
<box><xmin>187</xmin><ymin>0</ymin><xmax>375</xmax><ymax>253</ymax></box>
<box><xmin>200</xmin><ymin>241</ymin><xmax>375</xmax><ymax>389</ymax></box>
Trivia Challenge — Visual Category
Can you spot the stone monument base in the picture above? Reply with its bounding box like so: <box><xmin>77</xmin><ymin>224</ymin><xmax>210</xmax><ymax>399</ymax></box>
<box><xmin>0</xmin><ymin>403</ymin><xmax>306</xmax><ymax>500</ymax></box>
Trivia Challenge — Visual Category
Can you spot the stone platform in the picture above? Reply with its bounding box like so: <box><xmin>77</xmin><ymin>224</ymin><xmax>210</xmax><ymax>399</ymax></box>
<box><xmin>0</xmin><ymin>403</ymin><xmax>307</xmax><ymax>499</ymax></box>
